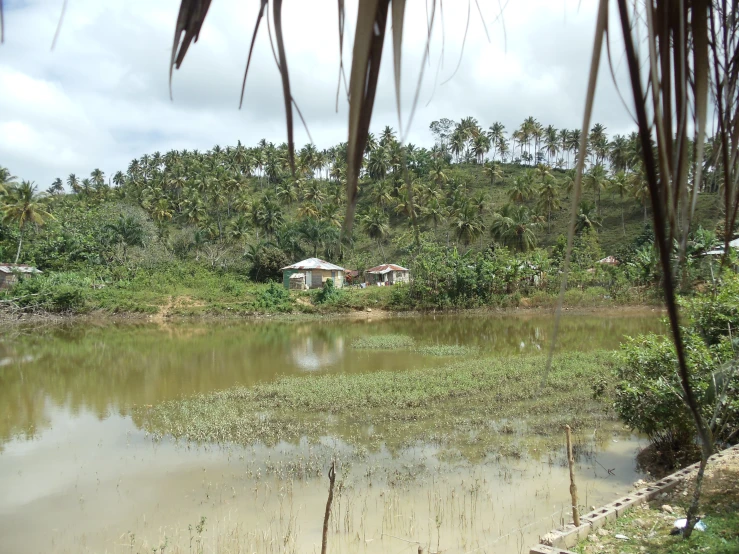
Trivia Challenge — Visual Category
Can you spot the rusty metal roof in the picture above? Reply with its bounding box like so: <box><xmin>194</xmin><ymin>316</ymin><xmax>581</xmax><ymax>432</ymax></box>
<box><xmin>366</xmin><ymin>263</ymin><xmax>409</xmax><ymax>274</ymax></box>
<box><xmin>0</xmin><ymin>264</ymin><xmax>42</xmax><ymax>274</ymax></box>
<box><xmin>281</xmin><ymin>258</ymin><xmax>345</xmax><ymax>271</ymax></box>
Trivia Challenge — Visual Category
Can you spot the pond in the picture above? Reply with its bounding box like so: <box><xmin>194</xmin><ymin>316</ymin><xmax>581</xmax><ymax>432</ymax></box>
<box><xmin>0</xmin><ymin>311</ymin><xmax>664</xmax><ymax>553</ymax></box>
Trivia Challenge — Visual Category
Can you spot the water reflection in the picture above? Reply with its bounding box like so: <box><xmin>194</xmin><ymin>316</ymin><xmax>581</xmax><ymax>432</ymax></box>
<box><xmin>0</xmin><ymin>312</ymin><xmax>664</xmax><ymax>446</ymax></box>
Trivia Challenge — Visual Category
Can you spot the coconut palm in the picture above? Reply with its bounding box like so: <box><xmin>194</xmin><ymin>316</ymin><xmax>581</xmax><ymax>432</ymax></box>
<box><xmin>361</xmin><ymin>207</ymin><xmax>390</xmax><ymax>259</ymax></box>
<box><xmin>104</xmin><ymin>214</ymin><xmax>145</xmax><ymax>261</ymax></box>
<box><xmin>584</xmin><ymin>164</ymin><xmax>609</xmax><ymax>214</ymax></box>
<box><xmin>453</xmin><ymin>203</ymin><xmax>485</xmax><ymax>247</ymax></box>
<box><xmin>490</xmin><ymin>204</ymin><xmax>539</xmax><ymax>252</ymax></box>
<box><xmin>610</xmin><ymin>171</ymin><xmax>630</xmax><ymax>235</ymax></box>
<box><xmin>482</xmin><ymin>161</ymin><xmax>503</xmax><ymax>186</ymax></box>
<box><xmin>575</xmin><ymin>202</ymin><xmax>601</xmax><ymax>234</ymax></box>
<box><xmin>536</xmin><ymin>176</ymin><xmax>562</xmax><ymax>233</ymax></box>
<box><xmin>508</xmin><ymin>172</ymin><xmax>535</xmax><ymax>203</ymax></box>
<box><xmin>421</xmin><ymin>198</ymin><xmax>446</xmax><ymax>231</ymax></box>
<box><xmin>2</xmin><ymin>181</ymin><xmax>54</xmax><ymax>263</ymax></box>
<box><xmin>47</xmin><ymin>178</ymin><xmax>64</xmax><ymax>195</ymax></box>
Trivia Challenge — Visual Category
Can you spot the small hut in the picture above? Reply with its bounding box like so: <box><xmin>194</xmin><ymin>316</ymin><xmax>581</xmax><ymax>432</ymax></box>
<box><xmin>0</xmin><ymin>263</ymin><xmax>42</xmax><ymax>290</ymax></box>
<box><xmin>704</xmin><ymin>238</ymin><xmax>739</xmax><ymax>256</ymax></box>
<box><xmin>365</xmin><ymin>264</ymin><xmax>410</xmax><ymax>286</ymax></box>
<box><xmin>281</xmin><ymin>258</ymin><xmax>346</xmax><ymax>289</ymax></box>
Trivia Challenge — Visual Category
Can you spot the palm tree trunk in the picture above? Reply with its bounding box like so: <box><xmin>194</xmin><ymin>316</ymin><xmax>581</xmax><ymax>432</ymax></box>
<box><xmin>14</xmin><ymin>227</ymin><xmax>23</xmax><ymax>264</ymax></box>
<box><xmin>622</xmin><ymin>204</ymin><xmax>626</xmax><ymax>236</ymax></box>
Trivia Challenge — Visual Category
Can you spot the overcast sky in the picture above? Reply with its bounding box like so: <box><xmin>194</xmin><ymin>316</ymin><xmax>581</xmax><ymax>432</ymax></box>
<box><xmin>0</xmin><ymin>0</ymin><xmax>636</xmax><ymax>186</ymax></box>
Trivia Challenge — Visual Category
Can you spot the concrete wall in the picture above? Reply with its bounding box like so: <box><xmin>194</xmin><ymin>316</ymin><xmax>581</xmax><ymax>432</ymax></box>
<box><xmin>283</xmin><ymin>269</ymin><xmax>344</xmax><ymax>289</ymax></box>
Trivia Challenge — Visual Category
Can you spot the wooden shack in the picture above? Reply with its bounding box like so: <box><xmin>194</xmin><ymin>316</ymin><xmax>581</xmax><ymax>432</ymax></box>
<box><xmin>281</xmin><ymin>258</ymin><xmax>346</xmax><ymax>289</ymax></box>
<box><xmin>365</xmin><ymin>264</ymin><xmax>410</xmax><ymax>286</ymax></box>
<box><xmin>0</xmin><ymin>264</ymin><xmax>42</xmax><ymax>290</ymax></box>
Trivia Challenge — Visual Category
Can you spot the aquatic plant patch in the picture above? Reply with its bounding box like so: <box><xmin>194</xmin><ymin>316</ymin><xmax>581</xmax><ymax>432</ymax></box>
<box><xmin>139</xmin><ymin>351</ymin><xmax>619</xmax><ymax>459</ymax></box>
<box><xmin>351</xmin><ymin>334</ymin><xmax>416</xmax><ymax>350</ymax></box>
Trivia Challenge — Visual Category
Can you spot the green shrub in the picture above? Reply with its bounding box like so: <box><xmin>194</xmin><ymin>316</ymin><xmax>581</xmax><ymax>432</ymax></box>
<box><xmin>314</xmin><ymin>278</ymin><xmax>343</xmax><ymax>305</ymax></box>
<box><xmin>6</xmin><ymin>272</ymin><xmax>91</xmax><ymax>313</ymax></box>
<box><xmin>614</xmin><ymin>271</ymin><xmax>739</xmax><ymax>453</ymax></box>
<box><xmin>253</xmin><ymin>282</ymin><xmax>293</xmax><ymax>312</ymax></box>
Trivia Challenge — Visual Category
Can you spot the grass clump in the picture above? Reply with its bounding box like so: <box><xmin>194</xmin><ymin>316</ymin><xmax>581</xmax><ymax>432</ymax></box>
<box><xmin>351</xmin><ymin>334</ymin><xmax>415</xmax><ymax>350</ymax></box>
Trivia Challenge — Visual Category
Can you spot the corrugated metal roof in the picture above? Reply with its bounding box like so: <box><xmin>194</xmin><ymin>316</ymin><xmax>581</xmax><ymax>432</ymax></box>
<box><xmin>281</xmin><ymin>258</ymin><xmax>345</xmax><ymax>271</ymax></box>
<box><xmin>705</xmin><ymin>238</ymin><xmax>739</xmax><ymax>256</ymax></box>
<box><xmin>366</xmin><ymin>263</ymin><xmax>409</xmax><ymax>274</ymax></box>
<box><xmin>0</xmin><ymin>264</ymin><xmax>42</xmax><ymax>274</ymax></box>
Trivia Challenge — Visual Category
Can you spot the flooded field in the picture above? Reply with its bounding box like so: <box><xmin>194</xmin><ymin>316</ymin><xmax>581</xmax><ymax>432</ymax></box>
<box><xmin>0</xmin><ymin>312</ymin><xmax>663</xmax><ymax>553</ymax></box>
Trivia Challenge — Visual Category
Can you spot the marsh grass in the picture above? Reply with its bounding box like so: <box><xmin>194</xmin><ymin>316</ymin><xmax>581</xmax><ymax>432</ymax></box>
<box><xmin>351</xmin><ymin>334</ymin><xmax>415</xmax><ymax>350</ymax></box>
<box><xmin>414</xmin><ymin>344</ymin><xmax>480</xmax><ymax>357</ymax></box>
<box><xmin>139</xmin><ymin>351</ymin><xmax>618</xmax><ymax>461</ymax></box>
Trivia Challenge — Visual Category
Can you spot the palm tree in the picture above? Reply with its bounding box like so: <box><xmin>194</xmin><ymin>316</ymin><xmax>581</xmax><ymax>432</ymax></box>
<box><xmin>630</xmin><ymin>167</ymin><xmax>650</xmax><ymax>222</ymax></box>
<box><xmin>361</xmin><ymin>207</ymin><xmax>390</xmax><ymax>259</ymax></box>
<box><xmin>453</xmin><ymin>203</ymin><xmax>485</xmax><ymax>247</ymax></box>
<box><xmin>490</xmin><ymin>204</ymin><xmax>538</xmax><ymax>252</ymax></box>
<box><xmin>487</xmin><ymin>122</ymin><xmax>506</xmax><ymax>161</ymax></box>
<box><xmin>104</xmin><ymin>214</ymin><xmax>145</xmax><ymax>261</ymax></box>
<box><xmin>0</xmin><ymin>167</ymin><xmax>17</xmax><ymax>195</ymax></box>
<box><xmin>47</xmin><ymin>178</ymin><xmax>64</xmax><ymax>195</ymax></box>
<box><xmin>256</xmin><ymin>194</ymin><xmax>284</xmax><ymax>238</ymax></box>
<box><xmin>1</xmin><ymin>181</ymin><xmax>54</xmax><ymax>263</ymax></box>
<box><xmin>298</xmin><ymin>217</ymin><xmax>330</xmax><ymax>257</ymax></box>
<box><xmin>558</xmin><ymin>129</ymin><xmax>571</xmax><ymax>168</ymax></box>
<box><xmin>428</xmin><ymin>161</ymin><xmax>448</xmax><ymax>187</ymax></box>
<box><xmin>509</xmin><ymin>172</ymin><xmax>535</xmax><ymax>203</ymax></box>
<box><xmin>421</xmin><ymin>198</ymin><xmax>446</xmax><ymax>231</ymax></box>
<box><xmin>543</xmin><ymin>125</ymin><xmax>559</xmax><ymax>164</ymax></box>
<box><xmin>584</xmin><ymin>164</ymin><xmax>609</xmax><ymax>214</ymax></box>
<box><xmin>483</xmin><ymin>161</ymin><xmax>503</xmax><ymax>186</ymax></box>
<box><xmin>536</xmin><ymin>176</ymin><xmax>561</xmax><ymax>233</ymax></box>
<box><xmin>575</xmin><ymin>202</ymin><xmax>601</xmax><ymax>234</ymax></box>
<box><xmin>610</xmin><ymin>171</ymin><xmax>630</xmax><ymax>235</ymax></box>
<box><xmin>67</xmin><ymin>173</ymin><xmax>81</xmax><ymax>194</ymax></box>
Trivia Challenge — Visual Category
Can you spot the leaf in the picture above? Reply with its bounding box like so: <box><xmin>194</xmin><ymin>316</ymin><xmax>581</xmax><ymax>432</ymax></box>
<box><xmin>344</xmin><ymin>0</ymin><xmax>390</xmax><ymax>236</ymax></box>
<box><xmin>169</xmin><ymin>0</ymin><xmax>213</xmax><ymax>99</ymax></box>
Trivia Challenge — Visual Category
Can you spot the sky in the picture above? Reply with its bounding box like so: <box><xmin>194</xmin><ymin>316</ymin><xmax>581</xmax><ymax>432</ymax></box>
<box><xmin>0</xmin><ymin>0</ymin><xmax>637</xmax><ymax>187</ymax></box>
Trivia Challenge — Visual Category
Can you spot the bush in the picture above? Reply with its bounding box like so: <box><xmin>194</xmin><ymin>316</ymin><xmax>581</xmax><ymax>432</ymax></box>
<box><xmin>5</xmin><ymin>271</ymin><xmax>91</xmax><ymax>313</ymax></box>
<box><xmin>614</xmin><ymin>271</ymin><xmax>739</xmax><ymax>454</ymax></box>
<box><xmin>314</xmin><ymin>278</ymin><xmax>343</xmax><ymax>305</ymax></box>
<box><xmin>253</xmin><ymin>282</ymin><xmax>293</xmax><ymax>312</ymax></box>
<box><xmin>249</xmin><ymin>247</ymin><xmax>289</xmax><ymax>282</ymax></box>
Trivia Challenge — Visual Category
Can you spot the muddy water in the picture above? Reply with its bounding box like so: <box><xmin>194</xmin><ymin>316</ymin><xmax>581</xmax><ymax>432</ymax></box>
<box><xmin>0</xmin><ymin>313</ymin><xmax>663</xmax><ymax>553</ymax></box>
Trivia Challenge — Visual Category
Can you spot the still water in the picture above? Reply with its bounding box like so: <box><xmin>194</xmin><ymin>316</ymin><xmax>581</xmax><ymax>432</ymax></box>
<box><xmin>0</xmin><ymin>312</ymin><xmax>663</xmax><ymax>554</ymax></box>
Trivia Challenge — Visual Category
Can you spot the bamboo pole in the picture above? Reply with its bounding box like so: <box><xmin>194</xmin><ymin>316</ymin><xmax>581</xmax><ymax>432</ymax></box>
<box><xmin>565</xmin><ymin>425</ymin><xmax>580</xmax><ymax>527</ymax></box>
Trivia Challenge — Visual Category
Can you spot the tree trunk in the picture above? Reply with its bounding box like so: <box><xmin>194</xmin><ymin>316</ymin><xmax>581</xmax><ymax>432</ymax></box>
<box><xmin>622</xmin><ymin>205</ymin><xmax>626</xmax><ymax>236</ymax></box>
<box><xmin>14</xmin><ymin>227</ymin><xmax>23</xmax><ymax>264</ymax></box>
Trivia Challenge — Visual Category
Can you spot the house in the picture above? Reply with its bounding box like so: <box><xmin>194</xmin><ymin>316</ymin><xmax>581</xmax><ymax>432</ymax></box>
<box><xmin>344</xmin><ymin>270</ymin><xmax>360</xmax><ymax>285</ymax></box>
<box><xmin>704</xmin><ymin>238</ymin><xmax>739</xmax><ymax>256</ymax></box>
<box><xmin>365</xmin><ymin>264</ymin><xmax>410</xmax><ymax>286</ymax></box>
<box><xmin>597</xmin><ymin>256</ymin><xmax>620</xmax><ymax>266</ymax></box>
<box><xmin>281</xmin><ymin>258</ymin><xmax>346</xmax><ymax>290</ymax></box>
<box><xmin>0</xmin><ymin>264</ymin><xmax>42</xmax><ymax>290</ymax></box>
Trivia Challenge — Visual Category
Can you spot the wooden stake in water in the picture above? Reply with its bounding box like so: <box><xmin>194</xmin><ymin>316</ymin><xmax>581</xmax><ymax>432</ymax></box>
<box><xmin>321</xmin><ymin>461</ymin><xmax>336</xmax><ymax>554</ymax></box>
<box><xmin>566</xmin><ymin>425</ymin><xmax>580</xmax><ymax>527</ymax></box>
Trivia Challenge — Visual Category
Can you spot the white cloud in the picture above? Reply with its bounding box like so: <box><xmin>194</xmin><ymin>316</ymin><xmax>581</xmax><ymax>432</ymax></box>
<box><xmin>0</xmin><ymin>0</ymin><xmax>635</xmax><ymax>186</ymax></box>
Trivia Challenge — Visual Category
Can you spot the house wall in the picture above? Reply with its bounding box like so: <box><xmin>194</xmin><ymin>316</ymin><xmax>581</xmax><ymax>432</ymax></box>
<box><xmin>367</xmin><ymin>271</ymin><xmax>409</xmax><ymax>285</ymax></box>
<box><xmin>308</xmin><ymin>269</ymin><xmax>344</xmax><ymax>289</ymax></box>
<box><xmin>0</xmin><ymin>274</ymin><xmax>18</xmax><ymax>290</ymax></box>
<box><xmin>283</xmin><ymin>269</ymin><xmax>344</xmax><ymax>289</ymax></box>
